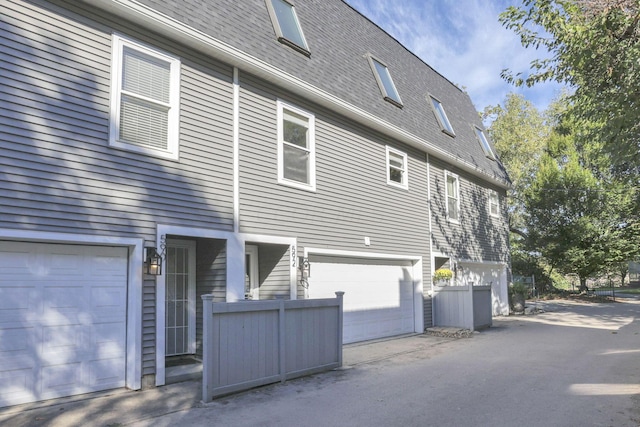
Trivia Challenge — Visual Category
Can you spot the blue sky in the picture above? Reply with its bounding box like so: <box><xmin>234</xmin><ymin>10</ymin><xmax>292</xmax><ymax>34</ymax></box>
<box><xmin>344</xmin><ymin>0</ymin><xmax>564</xmax><ymax>114</ymax></box>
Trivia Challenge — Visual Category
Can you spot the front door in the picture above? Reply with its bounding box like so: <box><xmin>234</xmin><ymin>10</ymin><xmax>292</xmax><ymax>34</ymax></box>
<box><xmin>165</xmin><ymin>240</ymin><xmax>196</xmax><ymax>356</ymax></box>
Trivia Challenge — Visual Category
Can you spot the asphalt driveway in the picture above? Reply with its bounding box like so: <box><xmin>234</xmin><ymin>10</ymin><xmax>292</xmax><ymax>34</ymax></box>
<box><xmin>2</xmin><ymin>298</ymin><xmax>639</xmax><ymax>427</ymax></box>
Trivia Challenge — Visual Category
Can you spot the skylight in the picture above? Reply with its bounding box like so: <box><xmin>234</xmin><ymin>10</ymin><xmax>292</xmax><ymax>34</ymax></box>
<box><xmin>429</xmin><ymin>95</ymin><xmax>455</xmax><ymax>136</ymax></box>
<box><xmin>475</xmin><ymin>126</ymin><xmax>497</xmax><ymax>160</ymax></box>
<box><xmin>266</xmin><ymin>0</ymin><xmax>309</xmax><ymax>55</ymax></box>
<box><xmin>368</xmin><ymin>56</ymin><xmax>403</xmax><ymax>107</ymax></box>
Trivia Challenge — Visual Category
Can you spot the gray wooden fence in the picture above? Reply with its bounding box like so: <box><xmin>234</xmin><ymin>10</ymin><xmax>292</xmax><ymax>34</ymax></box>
<box><xmin>201</xmin><ymin>293</ymin><xmax>344</xmax><ymax>401</ymax></box>
<box><xmin>433</xmin><ymin>285</ymin><xmax>492</xmax><ymax>330</ymax></box>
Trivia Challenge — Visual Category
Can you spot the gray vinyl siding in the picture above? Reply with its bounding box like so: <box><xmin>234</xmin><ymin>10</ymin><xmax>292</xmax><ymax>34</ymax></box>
<box><xmin>237</xmin><ymin>70</ymin><xmax>432</xmax><ymax>295</ymax></box>
<box><xmin>195</xmin><ymin>238</ymin><xmax>227</xmax><ymax>358</ymax></box>
<box><xmin>423</xmin><ymin>296</ymin><xmax>433</xmax><ymax>328</ymax></box>
<box><xmin>257</xmin><ymin>244</ymin><xmax>291</xmax><ymax>299</ymax></box>
<box><xmin>428</xmin><ymin>156</ymin><xmax>509</xmax><ymax>263</ymax></box>
<box><xmin>1</xmin><ymin>0</ymin><xmax>236</xmax><ymax>376</ymax></box>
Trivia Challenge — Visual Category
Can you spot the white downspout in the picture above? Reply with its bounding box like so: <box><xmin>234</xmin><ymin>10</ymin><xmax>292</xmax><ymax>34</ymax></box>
<box><xmin>426</xmin><ymin>153</ymin><xmax>434</xmax><ymax>327</ymax></box>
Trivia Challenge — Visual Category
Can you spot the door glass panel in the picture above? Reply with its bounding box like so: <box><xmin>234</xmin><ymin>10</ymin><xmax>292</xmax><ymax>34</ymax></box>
<box><xmin>166</xmin><ymin>244</ymin><xmax>192</xmax><ymax>356</ymax></box>
<box><xmin>245</xmin><ymin>254</ymin><xmax>251</xmax><ymax>298</ymax></box>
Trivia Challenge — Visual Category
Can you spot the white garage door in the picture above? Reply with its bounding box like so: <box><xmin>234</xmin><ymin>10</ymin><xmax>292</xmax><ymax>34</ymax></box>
<box><xmin>0</xmin><ymin>241</ymin><xmax>128</xmax><ymax>407</ymax></box>
<box><xmin>307</xmin><ymin>255</ymin><xmax>416</xmax><ymax>344</ymax></box>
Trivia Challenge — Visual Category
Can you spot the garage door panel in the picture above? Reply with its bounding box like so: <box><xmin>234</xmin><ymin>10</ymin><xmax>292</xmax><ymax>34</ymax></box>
<box><xmin>90</xmin><ymin>322</ymin><xmax>126</xmax><ymax>357</ymax></box>
<box><xmin>41</xmin><ymin>362</ymin><xmax>82</xmax><ymax>396</ymax></box>
<box><xmin>44</xmin><ymin>285</ymin><xmax>86</xmax><ymax>315</ymax></box>
<box><xmin>88</xmin><ymin>358</ymin><xmax>126</xmax><ymax>387</ymax></box>
<box><xmin>0</xmin><ymin>287</ymin><xmax>33</xmax><ymax>324</ymax></box>
<box><xmin>0</xmin><ymin>368</ymin><xmax>35</xmax><ymax>402</ymax></box>
<box><xmin>0</xmin><ymin>241</ymin><xmax>128</xmax><ymax>408</ymax></box>
<box><xmin>309</xmin><ymin>257</ymin><xmax>416</xmax><ymax>343</ymax></box>
<box><xmin>42</xmin><ymin>324</ymin><xmax>83</xmax><ymax>356</ymax></box>
<box><xmin>0</xmin><ymin>327</ymin><xmax>34</xmax><ymax>356</ymax></box>
<box><xmin>91</xmin><ymin>287</ymin><xmax>127</xmax><ymax>313</ymax></box>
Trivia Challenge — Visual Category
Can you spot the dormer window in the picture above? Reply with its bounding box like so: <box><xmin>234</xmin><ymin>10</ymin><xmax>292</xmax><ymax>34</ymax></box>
<box><xmin>474</xmin><ymin>126</ymin><xmax>497</xmax><ymax>160</ymax></box>
<box><xmin>266</xmin><ymin>0</ymin><xmax>310</xmax><ymax>56</ymax></box>
<box><xmin>367</xmin><ymin>55</ymin><xmax>403</xmax><ymax>108</ymax></box>
<box><xmin>429</xmin><ymin>95</ymin><xmax>455</xmax><ymax>136</ymax></box>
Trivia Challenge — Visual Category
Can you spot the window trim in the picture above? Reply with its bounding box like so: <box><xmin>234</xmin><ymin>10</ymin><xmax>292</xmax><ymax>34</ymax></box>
<box><xmin>444</xmin><ymin>171</ymin><xmax>460</xmax><ymax>223</ymax></box>
<box><xmin>109</xmin><ymin>34</ymin><xmax>181</xmax><ymax>160</ymax></box>
<box><xmin>265</xmin><ymin>0</ymin><xmax>310</xmax><ymax>56</ymax></box>
<box><xmin>276</xmin><ymin>100</ymin><xmax>316</xmax><ymax>192</ymax></box>
<box><xmin>474</xmin><ymin>126</ymin><xmax>497</xmax><ymax>160</ymax></box>
<box><xmin>429</xmin><ymin>95</ymin><xmax>455</xmax><ymax>137</ymax></box>
<box><xmin>489</xmin><ymin>190</ymin><xmax>500</xmax><ymax>218</ymax></box>
<box><xmin>386</xmin><ymin>146</ymin><xmax>409</xmax><ymax>190</ymax></box>
<box><xmin>367</xmin><ymin>55</ymin><xmax>403</xmax><ymax>108</ymax></box>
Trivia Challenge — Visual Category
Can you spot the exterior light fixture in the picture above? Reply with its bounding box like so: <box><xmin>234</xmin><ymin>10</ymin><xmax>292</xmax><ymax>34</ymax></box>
<box><xmin>144</xmin><ymin>247</ymin><xmax>162</xmax><ymax>275</ymax></box>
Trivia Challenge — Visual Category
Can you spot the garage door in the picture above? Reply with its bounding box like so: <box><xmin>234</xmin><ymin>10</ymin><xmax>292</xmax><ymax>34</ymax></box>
<box><xmin>307</xmin><ymin>255</ymin><xmax>416</xmax><ymax>344</ymax></box>
<box><xmin>0</xmin><ymin>241</ymin><xmax>128</xmax><ymax>407</ymax></box>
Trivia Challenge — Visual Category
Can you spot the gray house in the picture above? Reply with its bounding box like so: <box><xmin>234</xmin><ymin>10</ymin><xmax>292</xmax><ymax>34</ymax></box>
<box><xmin>0</xmin><ymin>0</ymin><xmax>510</xmax><ymax>407</ymax></box>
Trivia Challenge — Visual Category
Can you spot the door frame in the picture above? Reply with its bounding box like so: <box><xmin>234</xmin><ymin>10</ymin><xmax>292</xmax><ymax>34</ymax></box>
<box><xmin>165</xmin><ymin>239</ymin><xmax>197</xmax><ymax>356</ymax></box>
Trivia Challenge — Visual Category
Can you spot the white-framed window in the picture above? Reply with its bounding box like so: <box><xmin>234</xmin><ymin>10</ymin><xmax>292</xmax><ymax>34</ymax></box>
<box><xmin>445</xmin><ymin>171</ymin><xmax>460</xmax><ymax>222</ymax></box>
<box><xmin>277</xmin><ymin>100</ymin><xmax>316</xmax><ymax>191</ymax></box>
<box><xmin>109</xmin><ymin>34</ymin><xmax>181</xmax><ymax>160</ymax></box>
<box><xmin>474</xmin><ymin>126</ymin><xmax>497</xmax><ymax>160</ymax></box>
<box><xmin>386</xmin><ymin>146</ymin><xmax>408</xmax><ymax>189</ymax></box>
<box><xmin>429</xmin><ymin>95</ymin><xmax>455</xmax><ymax>136</ymax></box>
<box><xmin>367</xmin><ymin>55</ymin><xmax>403</xmax><ymax>108</ymax></box>
<box><xmin>489</xmin><ymin>190</ymin><xmax>500</xmax><ymax>217</ymax></box>
<box><xmin>266</xmin><ymin>0</ymin><xmax>310</xmax><ymax>55</ymax></box>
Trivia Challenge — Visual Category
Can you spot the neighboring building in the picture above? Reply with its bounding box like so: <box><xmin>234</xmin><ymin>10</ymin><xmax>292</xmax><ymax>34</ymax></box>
<box><xmin>0</xmin><ymin>0</ymin><xmax>511</xmax><ymax>407</ymax></box>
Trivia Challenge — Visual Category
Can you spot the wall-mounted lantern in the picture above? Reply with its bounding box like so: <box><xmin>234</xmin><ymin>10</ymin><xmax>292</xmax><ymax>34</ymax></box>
<box><xmin>144</xmin><ymin>247</ymin><xmax>163</xmax><ymax>275</ymax></box>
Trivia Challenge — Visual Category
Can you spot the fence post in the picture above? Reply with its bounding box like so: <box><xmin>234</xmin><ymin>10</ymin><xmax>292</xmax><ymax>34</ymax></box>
<box><xmin>468</xmin><ymin>284</ymin><xmax>475</xmax><ymax>331</ymax></box>
<box><xmin>279</xmin><ymin>297</ymin><xmax>286</xmax><ymax>383</ymax></box>
<box><xmin>201</xmin><ymin>294</ymin><xmax>214</xmax><ymax>402</ymax></box>
<box><xmin>335</xmin><ymin>291</ymin><xmax>345</xmax><ymax>367</ymax></box>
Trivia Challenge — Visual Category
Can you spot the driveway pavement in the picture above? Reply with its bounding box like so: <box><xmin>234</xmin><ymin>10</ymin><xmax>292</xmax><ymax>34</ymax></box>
<box><xmin>2</xmin><ymin>298</ymin><xmax>639</xmax><ymax>427</ymax></box>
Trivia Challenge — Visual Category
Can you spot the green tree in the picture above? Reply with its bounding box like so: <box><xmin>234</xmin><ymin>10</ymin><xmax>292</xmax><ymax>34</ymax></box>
<box><xmin>484</xmin><ymin>93</ymin><xmax>548</xmax><ymax>235</ymax></box>
<box><xmin>499</xmin><ymin>0</ymin><xmax>640</xmax><ymax>176</ymax></box>
<box><xmin>523</xmin><ymin>99</ymin><xmax>639</xmax><ymax>291</ymax></box>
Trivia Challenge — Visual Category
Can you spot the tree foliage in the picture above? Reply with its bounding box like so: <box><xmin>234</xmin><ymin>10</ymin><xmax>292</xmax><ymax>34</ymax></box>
<box><xmin>500</xmin><ymin>0</ymin><xmax>640</xmax><ymax>176</ymax></box>
<box><xmin>487</xmin><ymin>93</ymin><xmax>640</xmax><ymax>290</ymax></box>
<box><xmin>521</xmin><ymin>98</ymin><xmax>639</xmax><ymax>290</ymax></box>
<box><xmin>483</xmin><ymin>93</ymin><xmax>548</xmax><ymax>234</ymax></box>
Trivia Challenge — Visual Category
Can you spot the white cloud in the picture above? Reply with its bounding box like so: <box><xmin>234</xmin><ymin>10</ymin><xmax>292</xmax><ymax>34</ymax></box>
<box><xmin>345</xmin><ymin>0</ymin><xmax>564</xmax><ymax>112</ymax></box>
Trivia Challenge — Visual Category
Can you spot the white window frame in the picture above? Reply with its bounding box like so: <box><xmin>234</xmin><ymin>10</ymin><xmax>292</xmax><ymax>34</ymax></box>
<box><xmin>277</xmin><ymin>100</ymin><xmax>316</xmax><ymax>191</ymax></box>
<box><xmin>265</xmin><ymin>0</ymin><xmax>310</xmax><ymax>55</ymax></box>
<box><xmin>386</xmin><ymin>146</ymin><xmax>408</xmax><ymax>190</ymax></box>
<box><xmin>489</xmin><ymin>190</ymin><xmax>500</xmax><ymax>218</ymax></box>
<box><xmin>367</xmin><ymin>55</ymin><xmax>403</xmax><ymax>108</ymax></box>
<box><xmin>429</xmin><ymin>95</ymin><xmax>455</xmax><ymax>136</ymax></box>
<box><xmin>445</xmin><ymin>171</ymin><xmax>460</xmax><ymax>223</ymax></box>
<box><xmin>109</xmin><ymin>34</ymin><xmax>181</xmax><ymax>160</ymax></box>
<box><xmin>474</xmin><ymin>126</ymin><xmax>497</xmax><ymax>160</ymax></box>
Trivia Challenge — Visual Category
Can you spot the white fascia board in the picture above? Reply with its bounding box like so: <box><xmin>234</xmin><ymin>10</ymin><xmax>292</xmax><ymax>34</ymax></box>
<box><xmin>82</xmin><ymin>0</ymin><xmax>510</xmax><ymax>189</ymax></box>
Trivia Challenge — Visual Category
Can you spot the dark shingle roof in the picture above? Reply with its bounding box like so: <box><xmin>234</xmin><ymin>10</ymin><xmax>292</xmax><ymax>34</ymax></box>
<box><xmin>131</xmin><ymin>0</ymin><xmax>509</xmax><ymax>184</ymax></box>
